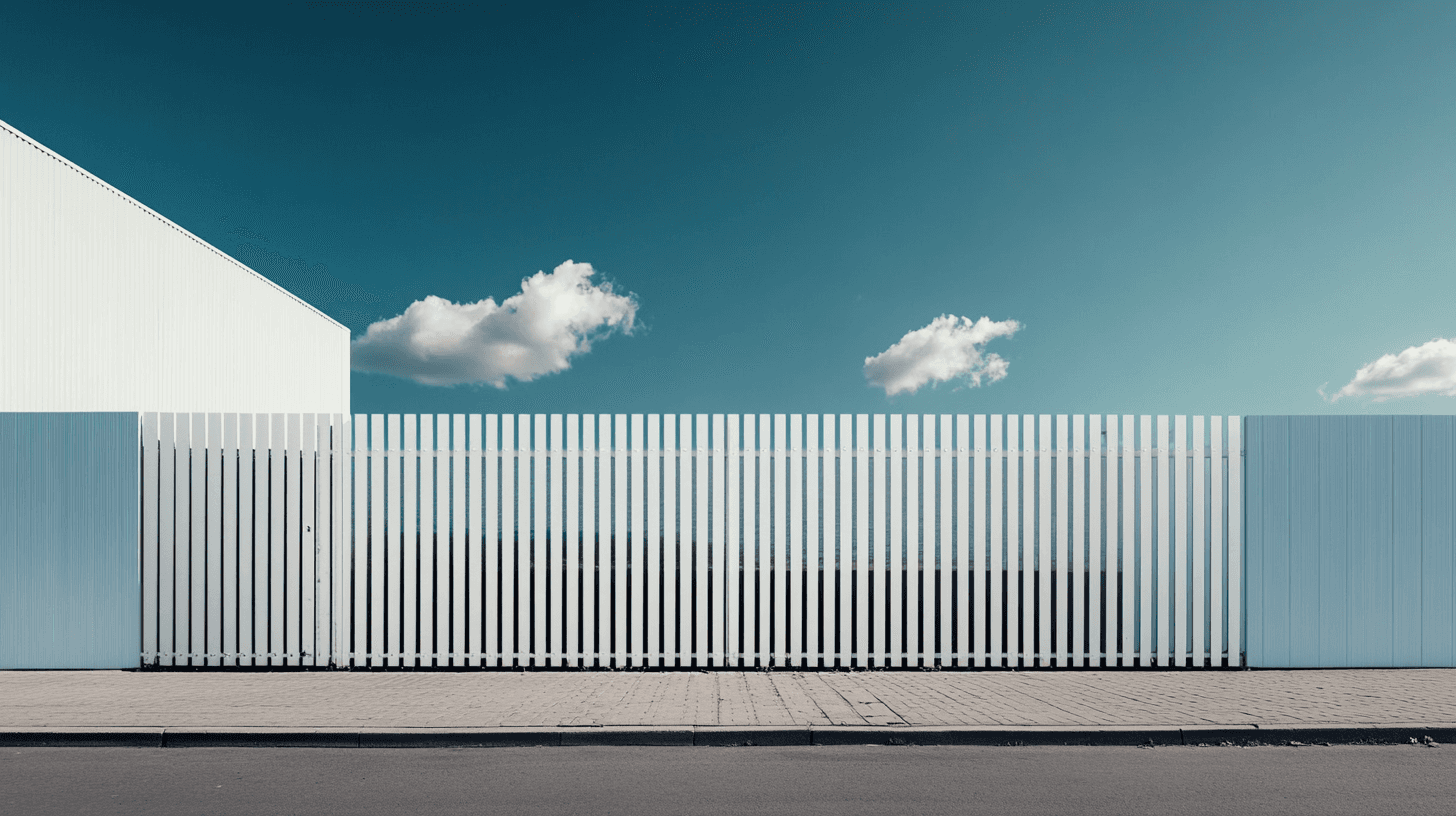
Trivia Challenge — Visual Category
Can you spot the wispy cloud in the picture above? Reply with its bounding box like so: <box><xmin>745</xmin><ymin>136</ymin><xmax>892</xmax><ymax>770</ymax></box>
<box><xmin>1325</xmin><ymin>338</ymin><xmax>1456</xmax><ymax>402</ymax></box>
<box><xmin>350</xmin><ymin>261</ymin><xmax>638</xmax><ymax>387</ymax></box>
<box><xmin>864</xmin><ymin>314</ymin><xmax>1021</xmax><ymax>397</ymax></box>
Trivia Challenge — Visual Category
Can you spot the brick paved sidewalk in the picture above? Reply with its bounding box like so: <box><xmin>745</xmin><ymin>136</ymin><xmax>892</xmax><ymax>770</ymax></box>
<box><xmin>2</xmin><ymin>669</ymin><xmax>1454</xmax><ymax>730</ymax></box>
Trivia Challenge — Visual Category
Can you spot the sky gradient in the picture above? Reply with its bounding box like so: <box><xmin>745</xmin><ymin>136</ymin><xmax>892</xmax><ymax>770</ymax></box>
<box><xmin>3</xmin><ymin>1</ymin><xmax>1454</xmax><ymax>416</ymax></box>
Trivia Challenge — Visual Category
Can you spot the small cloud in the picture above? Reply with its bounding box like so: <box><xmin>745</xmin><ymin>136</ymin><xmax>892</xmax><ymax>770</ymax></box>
<box><xmin>1326</xmin><ymin>338</ymin><xmax>1456</xmax><ymax>402</ymax></box>
<box><xmin>864</xmin><ymin>314</ymin><xmax>1021</xmax><ymax>397</ymax></box>
<box><xmin>351</xmin><ymin>260</ymin><xmax>638</xmax><ymax>387</ymax></box>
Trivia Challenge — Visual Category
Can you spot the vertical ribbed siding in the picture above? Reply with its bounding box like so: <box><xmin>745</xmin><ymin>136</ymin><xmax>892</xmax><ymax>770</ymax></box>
<box><xmin>1245</xmin><ymin>416</ymin><xmax>1456</xmax><ymax>667</ymax></box>
<box><xmin>0</xmin><ymin>413</ymin><xmax>139</xmax><ymax>669</ymax></box>
<box><xmin>0</xmin><ymin>118</ymin><xmax>347</xmax><ymax>415</ymax></box>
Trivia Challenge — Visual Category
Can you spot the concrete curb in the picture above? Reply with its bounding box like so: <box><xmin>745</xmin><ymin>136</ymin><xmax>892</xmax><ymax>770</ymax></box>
<box><xmin>1</xmin><ymin>724</ymin><xmax>1454</xmax><ymax>748</ymax></box>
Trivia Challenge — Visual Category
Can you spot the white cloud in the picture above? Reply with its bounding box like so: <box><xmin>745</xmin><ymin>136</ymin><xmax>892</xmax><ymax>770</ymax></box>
<box><xmin>350</xmin><ymin>260</ymin><xmax>638</xmax><ymax>387</ymax></box>
<box><xmin>1326</xmin><ymin>338</ymin><xmax>1456</xmax><ymax>402</ymax></box>
<box><xmin>864</xmin><ymin>314</ymin><xmax>1021</xmax><ymax>397</ymax></box>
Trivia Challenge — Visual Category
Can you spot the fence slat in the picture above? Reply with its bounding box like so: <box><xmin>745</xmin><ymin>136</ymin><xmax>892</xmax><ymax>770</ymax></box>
<box><xmin>301</xmin><ymin>415</ymin><xmax>318</xmax><ymax>666</ymax></box>
<box><xmin>327</xmin><ymin>414</ymin><xmax>342</xmax><ymax>666</ymax></box>
<box><xmin>956</xmin><ymin>414</ymin><xmax>970</xmax><ymax>667</ymax></box>
<box><xmin>872</xmin><ymin>414</ymin><xmax>886</xmax><ymax>667</ymax></box>
<box><xmin>1175</xmin><ymin>415</ymin><xmax>1188</xmax><ymax>666</ymax></box>
<box><xmin>904</xmin><ymin>416</ymin><xmax>920</xmax><ymax>667</ymax></box>
<box><xmin>973</xmin><ymin>415</ymin><xmax>987</xmax><ymax>667</ymax></box>
<box><xmin>775</xmin><ymin>414</ymin><xmax>788</xmax><ymax>666</ymax></box>
<box><xmin>756</xmin><ymin>415</ymin><xmax>770</xmax><ymax>666</ymax></box>
<box><xmin>170</xmin><ymin>414</ymin><xmax>190</xmax><ymax>665</ymax></box>
<box><xmin>550</xmin><ymin>413</ymin><xmax>563</xmax><ymax>668</ymax></box>
<box><xmin>563</xmin><ymin>415</ymin><xmax>576</xmax><ymax>668</ymax></box>
<box><xmin>582</xmin><ymin>416</ymin><xmax>597</xmax><ymax>666</ymax></box>
<box><xmin>471</xmin><ymin>413</ymin><xmax>483</xmax><ymax>664</ymax></box>
<box><xmin>662</xmin><ymin>416</ymin><xmax>676</xmax><ymax>666</ymax></box>
<box><xmin>531</xmin><ymin>414</ymin><xmax>545</xmax><ymax>667</ymax></box>
<box><xmin>726</xmin><ymin>416</ymin><xmax>741</xmax><ymax>666</ymax></box>
<box><xmin>1038</xmin><ymin>414</ymin><xmax>1051</xmax><ymax>666</ymax></box>
<box><xmin>1192</xmin><ymin>415</ymin><xmax>1205</xmax><ymax>666</ymax></box>
<box><xmin>1119</xmin><ymin>416</ymin><xmax>1134</xmax><ymax>666</ymax></box>
<box><xmin>1157</xmin><ymin>414</ymin><xmax>1170</xmax><ymax>667</ymax></box>
<box><xmin>806</xmin><ymin>416</ymin><xmax>820</xmax><ymax>668</ymax></box>
<box><xmin>158</xmin><ymin>414</ymin><xmax>176</xmax><ymax>666</ymax></box>
<box><xmin>989</xmin><ymin>415</ymin><xmax>1003</xmax><ymax>667</ymax></box>
<box><xmin>1227</xmin><ymin>417</ymin><xmax>1242</xmax><ymax>666</ymax></box>
<box><xmin>647</xmin><ymin>415</ymin><xmax>661</xmax><ymax>666</ymax></box>
<box><xmin>385</xmin><ymin>414</ymin><xmax>401</xmax><ymax>667</ymax></box>
<box><xmin>1072</xmin><ymin>415</ymin><xmax>1085</xmax><ymax>667</ymax></box>
<box><xmin>607</xmin><ymin>414</ymin><xmax>621</xmax><ymax>667</ymax></box>
<box><xmin>889</xmin><ymin>415</ymin><xmax>903</xmax><ymax>667</ymax></box>
<box><xmin>403</xmin><ymin>416</ymin><xmax>418</xmax><ymax>667</ymax></box>
<box><xmin>859</xmin><ymin>414</ymin><xmax>872</xmax><ymax>668</ymax></box>
<box><xmin>1089</xmin><ymin>415</ymin><xmax>1102</xmax><ymax>668</ymax></box>
<box><xmin>790</xmin><ymin>415</ymin><xmax>804</xmax><ymax>667</ymax></box>
<box><xmin>631</xmin><ymin>414</ymin><xmax>645</xmax><ymax>666</ymax></box>
<box><xmin>1021</xmin><ymin>415</ymin><xmax>1036</xmax><ymax>666</ymax></box>
<box><xmin>1056</xmin><ymin>414</ymin><xmax>1069</xmax><ymax>667</ymax></box>
<box><xmin>205</xmin><ymin>414</ymin><xmax>223</xmax><ymax>667</ymax></box>
<box><xmin>713</xmin><ymin>414</ymin><xmax>727</xmax><ymax>667</ymax></box>
<box><xmin>1004</xmin><ymin>416</ymin><xmax>1019</xmax><ymax>667</ymax></box>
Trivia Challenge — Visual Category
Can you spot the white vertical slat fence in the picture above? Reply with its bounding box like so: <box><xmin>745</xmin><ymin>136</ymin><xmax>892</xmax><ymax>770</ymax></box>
<box><xmin>140</xmin><ymin>413</ymin><xmax>1243</xmax><ymax>669</ymax></box>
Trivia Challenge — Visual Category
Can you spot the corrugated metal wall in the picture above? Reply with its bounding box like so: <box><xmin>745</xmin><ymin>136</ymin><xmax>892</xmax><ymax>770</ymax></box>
<box><xmin>0</xmin><ymin>413</ymin><xmax>140</xmax><ymax>669</ymax></box>
<box><xmin>1244</xmin><ymin>416</ymin><xmax>1456</xmax><ymax>667</ymax></box>
<box><xmin>0</xmin><ymin>117</ymin><xmax>349</xmax><ymax>414</ymax></box>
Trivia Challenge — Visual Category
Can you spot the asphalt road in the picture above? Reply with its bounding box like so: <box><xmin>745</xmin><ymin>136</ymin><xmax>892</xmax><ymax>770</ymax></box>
<box><xmin>3</xmin><ymin>744</ymin><xmax>1453</xmax><ymax>815</ymax></box>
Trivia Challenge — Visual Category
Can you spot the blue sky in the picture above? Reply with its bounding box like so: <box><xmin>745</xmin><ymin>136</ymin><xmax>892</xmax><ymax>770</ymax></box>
<box><xmin>4</xmin><ymin>1</ymin><xmax>1454</xmax><ymax>416</ymax></box>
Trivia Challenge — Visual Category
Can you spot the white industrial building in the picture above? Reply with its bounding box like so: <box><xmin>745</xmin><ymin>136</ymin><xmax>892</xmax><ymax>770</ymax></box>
<box><xmin>0</xmin><ymin>117</ymin><xmax>349</xmax><ymax>414</ymax></box>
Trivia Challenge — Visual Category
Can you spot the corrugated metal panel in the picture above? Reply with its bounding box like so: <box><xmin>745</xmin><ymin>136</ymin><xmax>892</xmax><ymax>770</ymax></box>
<box><xmin>1245</xmin><ymin>415</ymin><xmax>1456</xmax><ymax>667</ymax></box>
<box><xmin>0</xmin><ymin>117</ymin><xmax>348</xmax><ymax>414</ymax></box>
<box><xmin>0</xmin><ymin>412</ymin><xmax>139</xmax><ymax>669</ymax></box>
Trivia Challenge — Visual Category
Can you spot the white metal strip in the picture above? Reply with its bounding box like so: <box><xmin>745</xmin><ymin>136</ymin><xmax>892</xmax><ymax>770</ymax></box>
<box><xmin>141</xmin><ymin>413</ymin><xmax>158</xmax><ymax>664</ymax></box>
<box><xmin>726</xmin><ymin>415</ymin><xmax>741</xmax><ymax>666</ymax></box>
<box><xmin>221</xmin><ymin>414</ymin><xmax>237</xmax><ymax>666</ymax></box>
<box><xmin>938</xmin><ymin>414</ymin><xmax>950</xmax><ymax>668</ymax></box>
<box><xmin>662</xmin><ymin>416</ymin><xmax>676</xmax><ymax>666</ymax></box>
<box><xmin>905</xmin><ymin>415</ymin><xmax>920</xmax><ymax>667</ymax></box>
<box><xmin>1072</xmin><ymin>415</ymin><xmax>1085</xmax><ymax>667</ymax></box>
<box><xmin>872</xmin><ymin>414</ymin><xmax>886</xmax><ymax>667</ymax></box>
<box><xmin>774</xmin><ymin>414</ymin><xmax>787</xmax><ymax>667</ymax></box>
<box><xmin>350</xmin><ymin>415</ymin><xmax>366</xmax><ymax>667</ymax></box>
<box><xmin>693</xmin><ymin>414</ymin><xmax>707</xmax><ymax>668</ymax></box>
<box><xmin>857</xmin><ymin>414</ymin><xmax>871</xmax><ymax>668</ymax></box>
<box><xmin>469</xmin><ymin>414</ymin><xmax>484</xmax><ymax>667</ymax></box>
<box><xmin>972</xmin><ymin>414</ymin><xmax>987</xmax><ymax>667</ymax></box>
<box><xmin>956</xmin><ymin>414</ymin><xmax>970</xmax><ymax>667</ymax></box>
<box><xmin>1192</xmin><ymin>415</ymin><xmax>1205</xmax><ymax>666</ymax></box>
<box><xmin>631</xmin><ymin>414</ymin><xmax>645</xmax><ymax>666</ymax></box>
<box><xmin>1089</xmin><ymin>415</ymin><xmax>1103</xmax><ymax>668</ymax></box>
<box><xmin>678</xmin><ymin>414</ymin><xmax>692</xmax><ymax>666</ymax></box>
<box><xmin>989</xmin><ymin>415</ymin><xmax>1003</xmax><ymax>667</ymax></box>
<box><xmin>158</xmin><ymin>413</ymin><xmax>176</xmax><ymax>666</ymax></box>
<box><xmin>366</xmin><ymin>415</ymin><xmax>382</xmax><ymax>666</ymax></box>
<box><xmin>420</xmin><ymin>416</ymin><xmax>437</xmax><ymax>666</ymax></box>
<box><xmin>890</xmin><ymin>415</ymin><xmax>903</xmax><ymax>667</ymax></box>
<box><xmin>327</xmin><ymin>414</ymin><xmax>343</xmax><ymax>666</ymax></box>
<box><xmin>280</xmin><ymin>414</ymin><xmax>298</xmax><ymax>666</ymax></box>
<box><xmin>385</xmin><ymin>414</ymin><xmax>401</xmax><ymax>667</ymax></box>
<box><xmin>615</xmin><ymin>414</ymin><xmax>628</xmax><ymax>668</ymax></box>
<box><xmin>300</xmin><ymin>415</ymin><xmax>318</xmax><ymax>666</ymax></box>
<box><xmin>1004</xmin><ymin>415</ymin><xmax>1019</xmax><ymax>668</ymax></box>
<box><xmin>1120</xmin><ymin>416</ymin><xmax>1135</xmax><ymax>666</ymax></box>
<box><xmin>563</xmin><ymin>414</ymin><xmax>577</xmax><ymax>667</ymax></box>
<box><xmin>606</xmin><ymin>414</ymin><xmax>620</xmax><ymax>667</ymax></box>
<box><xmin>533</xmin><ymin>414</ymin><xmax>547</xmax><ymax>666</ymax></box>
<box><xmin>1138</xmin><ymin>415</ymin><xmax>1152</xmax><ymax>667</ymax></box>
<box><xmin>240</xmin><ymin>415</ymin><xmax>257</xmax><ymax>665</ymax></box>
<box><xmin>173</xmin><ymin>413</ymin><xmax>191</xmax><ymax>663</ymax></box>
<box><xmin>582</xmin><ymin>416</ymin><xmax>597</xmax><ymax>666</ymax></box>
<box><xmin>839</xmin><ymin>414</ymin><xmax>853</xmax><ymax>667</ymax></box>
<box><xmin>713</xmin><ymin>414</ymin><xmax>726</xmax><ymax>667</ymax></box>
<box><xmin>185</xmin><ymin>414</ymin><xmax>204</xmax><ymax>663</ymax></box>
<box><xmin>1227</xmin><ymin>416</ymin><xmax>1242</xmax><ymax>667</ymax></box>
<box><xmin>500</xmin><ymin>415</ymin><xmax>514</xmax><ymax>666</ymax></box>
<box><xmin>1022</xmin><ymin>414</ymin><xmax>1036</xmax><ymax>667</ymax></box>
<box><xmin>647</xmin><ymin>415</ymin><xmax>661</xmax><ymax>666</ymax></box>
<box><xmin>403</xmin><ymin>415</ymin><xmax>418</xmax><ymax>666</ymax></box>
<box><xmin>757</xmin><ymin>414</ymin><xmax>770</xmax><ymax>667</ymax></box>
<box><xmin>1157</xmin><ymin>414</ymin><xmax>1170</xmax><ymax>666</ymax></box>
<box><xmin>790</xmin><ymin>415</ymin><xmax>804</xmax><ymax>667</ymax></box>
<box><xmin>805</xmin><ymin>416</ymin><xmax>820</xmax><ymax>668</ymax></box>
<box><xmin>205</xmin><ymin>414</ymin><xmax>222</xmax><ymax>667</ymax></box>
<box><xmin>1174</xmin><ymin>415</ymin><xmax>1188</xmax><ymax>666</ymax></box>
<box><xmin>1210</xmin><ymin>415</ymin><xmax>1223</xmax><ymax>665</ymax></box>
<box><xmin>1055</xmin><ymin>414</ymin><xmax>1068</xmax><ymax>667</ymax></box>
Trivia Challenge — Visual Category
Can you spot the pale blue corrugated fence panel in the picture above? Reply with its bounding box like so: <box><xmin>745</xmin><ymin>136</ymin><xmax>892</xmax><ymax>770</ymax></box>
<box><xmin>0</xmin><ymin>413</ymin><xmax>139</xmax><ymax>669</ymax></box>
<box><xmin>1245</xmin><ymin>416</ymin><xmax>1456</xmax><ymax>667</ymax></box>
